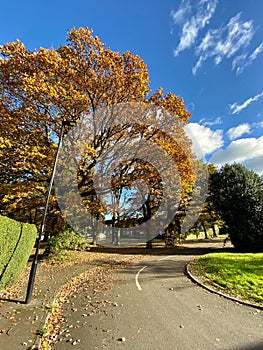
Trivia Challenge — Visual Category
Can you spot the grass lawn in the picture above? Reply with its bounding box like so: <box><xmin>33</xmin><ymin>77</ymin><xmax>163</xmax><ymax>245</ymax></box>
<box><xmin>189</xmin><ymin>252</ymin><xmax>263</xmax><ymax>305</ymax></box>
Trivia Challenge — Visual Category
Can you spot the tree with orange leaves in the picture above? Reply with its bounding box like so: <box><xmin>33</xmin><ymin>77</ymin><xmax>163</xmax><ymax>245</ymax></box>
<box><xmin>0</xmin><ymin>27</ymin><xmax>196</xmax><ymax>243</ymax></box>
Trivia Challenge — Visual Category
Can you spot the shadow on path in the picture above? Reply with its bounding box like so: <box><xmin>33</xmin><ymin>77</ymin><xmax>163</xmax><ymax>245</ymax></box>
<box><xmin>90</xmin><ymin>238</ymin><xmax>234</xmax><ymax>257</ymax></box>
<box><xmin>236</xmin><ymin>343</ymin><xmax>263</xmax><ymax>350</ymax></box>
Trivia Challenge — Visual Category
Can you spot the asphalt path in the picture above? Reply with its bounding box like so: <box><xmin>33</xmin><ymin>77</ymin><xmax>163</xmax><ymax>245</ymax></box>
<box><xmin>53</xmin><ymin>249</ymin><xmax>263</xmax><ymax>350</ymax></box>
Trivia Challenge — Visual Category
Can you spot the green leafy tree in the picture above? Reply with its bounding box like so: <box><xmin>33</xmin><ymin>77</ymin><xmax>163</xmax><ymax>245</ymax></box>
<box><xmin>210</xmin><ymin>163</ymin><xmax>263</xmax><ymax>252</ymax></box>
<box><xmin>195</xmin><ymin>163</ymin><xmax>221</xmax><ymax>239</ymax></box>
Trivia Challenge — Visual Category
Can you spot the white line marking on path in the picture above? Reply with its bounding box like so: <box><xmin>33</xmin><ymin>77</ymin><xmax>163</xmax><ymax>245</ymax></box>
<box><xmin>135</xmin><ymin>266</ymin><xmax>147</xmax><ymax>291</ymax></box>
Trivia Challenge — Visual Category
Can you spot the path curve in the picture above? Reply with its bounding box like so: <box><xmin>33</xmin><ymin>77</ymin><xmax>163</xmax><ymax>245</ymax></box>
<box><xmin>185</xmin><ymin>261</ymin><xmax>263</xmax><ymax>311</ymax></box>
<box><xmin>52</xmin><ymin>242</ymin><xmax>263</xmax><ymax>350</ymax></box>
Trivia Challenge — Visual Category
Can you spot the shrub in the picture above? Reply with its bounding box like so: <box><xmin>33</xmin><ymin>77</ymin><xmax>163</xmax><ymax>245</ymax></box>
<box><xmin>45</xmin><ymin>229</ymin><xmax>90</xmax><ymax>263</ymax></box>
<box><xmin>0</xmin><ymin>215</ymin><xmax>36</xmax><ymax>290</ymax></box>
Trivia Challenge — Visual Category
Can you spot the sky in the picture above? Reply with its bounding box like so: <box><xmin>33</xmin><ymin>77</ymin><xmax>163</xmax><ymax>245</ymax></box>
<box><xmin>0</xmin><ymin>0</ymin><xmax>262</xmax><ymax>175</ymax></box>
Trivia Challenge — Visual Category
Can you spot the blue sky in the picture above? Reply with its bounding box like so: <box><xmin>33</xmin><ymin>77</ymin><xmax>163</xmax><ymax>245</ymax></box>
<box><xmin>1</xmin><ymin>0</ymin><xmax>262</xmax><ymax>174</ymax></box>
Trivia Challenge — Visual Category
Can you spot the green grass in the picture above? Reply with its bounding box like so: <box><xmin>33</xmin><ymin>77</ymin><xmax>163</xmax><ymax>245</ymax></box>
<box><xmin>189</xmin><ymin>252</ymin><xmax>263</xmax><ymax>305</ymax></box>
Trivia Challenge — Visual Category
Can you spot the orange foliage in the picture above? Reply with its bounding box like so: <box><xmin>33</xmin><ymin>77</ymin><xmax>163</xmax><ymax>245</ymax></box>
<box><xmin>0</xmin><ymin>27</ymin><xmax>194</xmax><ymax>232</ymax></box>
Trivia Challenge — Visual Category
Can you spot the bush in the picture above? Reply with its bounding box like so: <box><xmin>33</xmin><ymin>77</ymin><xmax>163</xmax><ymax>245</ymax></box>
<box><xmin>0</xmin><ymin>215</ymin><xmax>36</xmax><ymax>290</ymax></box>
<box><xmin>210</xmin><ymin>163</ymin><xmax>263</xmax><ymax>252</ymax></box>
<box><xmin>45</xmin><ymin>229</ymin><xmax>90</xmax><ymax>263</ymax></box>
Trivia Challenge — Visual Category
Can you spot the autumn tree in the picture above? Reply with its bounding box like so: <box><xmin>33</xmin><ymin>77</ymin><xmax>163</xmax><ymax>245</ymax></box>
<box><xmin>56</xmin><ymin>101</ymin><xmax>194</xmax><ymax>245</ymax></box>
<box><xmin>0</xmin><ymin>27</ymin><xmax>196</xmax><ymax>243</ymax></box>
<box><xmin>163</xmin><ymin>159</ymin><xmax>209</xmax><ymax>245</ymax></box>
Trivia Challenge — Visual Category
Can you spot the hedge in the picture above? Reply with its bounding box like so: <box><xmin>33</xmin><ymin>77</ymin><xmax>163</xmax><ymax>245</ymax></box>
<box><xmin>0</xmin><ymin>215</ymin><xmax>37</xmax><ymax>291</ymax></box>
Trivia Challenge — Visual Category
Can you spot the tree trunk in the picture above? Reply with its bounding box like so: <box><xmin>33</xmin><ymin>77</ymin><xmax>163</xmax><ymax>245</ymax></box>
<box><xmin>201</xmin><ymin>223</ymin><xmax>209</xmax><ymax>239</ymax></box>
<box><xmin>212</xmin><ymin>224</ymin><xmax>217</xmax><ymax>238</ymax></box>
<box><xmin>91</xmin><ymin>216</ymin><xmax>98</xmax><ymax>245</ymax></box>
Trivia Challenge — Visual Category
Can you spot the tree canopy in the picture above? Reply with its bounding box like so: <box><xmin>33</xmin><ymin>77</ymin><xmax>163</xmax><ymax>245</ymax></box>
<box><xmin>210</xmin><ymin>163</ymin><xmax>263</xmax><ymax>252</ymax></box>
<box><xmin>0</xmin><ymin>27</ymin><xmax>197</xmax><ymax>242</ymax></box>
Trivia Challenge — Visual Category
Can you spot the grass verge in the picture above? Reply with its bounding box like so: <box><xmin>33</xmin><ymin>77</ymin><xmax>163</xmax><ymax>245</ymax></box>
<box><xmin>189</xmin><ymin>252</ymin><xmax>263</xmax><ymax>305</ymax></box>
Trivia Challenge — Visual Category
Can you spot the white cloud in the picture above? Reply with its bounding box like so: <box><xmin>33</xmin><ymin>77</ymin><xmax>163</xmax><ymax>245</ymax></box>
<box><xmin>227</xmin><ymin>123</ymin><xmax>250</xmax><ymax>140</ymax></box>
<box><xmin>192</xmin><ymin>55</ymin><xmax>205</xmax><ymax>75</ymax></box>
<box><xmin>232</xmin><ymin>52</ymin><xmax>247</xmax><ymax>73</ymax></box>
<box><xmin>229</xmin><ymin>91</ymin><xmax>263</xmax><ymax>114</ymax></box>
<box><xmin>173</xmin><ymin>0</ymin><xmax>218</xmax><ymax>56</ymax></box>
<box><xmin>184</xmin><ymin>123</ymin><xmax>223</xmax><ymax>158</ymax></box>
<box><xmin>244</xmin><ymin>156</ymin><xmax>263</xmax><ymax>175</ymax></box>
<box><xmin>200</xmin><ymin>116</ymin><xmax>222</xmax><ymax>126</ymax></box>
<box><xmin>170</xmin><ymin>0</ymin><xmax>191</xmax><ymax>25</ymax></box>
<box><xmin>232</xmin><ymin>41</ymin><xmax>263</xmax><ymax>74</ymax></box>
<box><xmin>175</xmin><ymin>21</ymin><xmax>199</xmax><ymax>55</ymax></box>
<box><xmin>193</xmin><ymin>12</ymin><xmax>254</xmax><ymax>74</ymax></box>
<box><xmin>210</xmin><ymin>135</ymin><xmax>263</xmax><ymax>174</ymax></box>
<box><xmin>172</xmin><ymin>2</ymin><xmax>260</xmax><ymax>75</ymax></box>
<box><xmin>214</xmin><ymin>55</ymin><xmax>222</xmax><ymax>65</ymax></box>
<box><xmin>250</xmin><ymin>41</ymin><xmax>263</xmax><ymax>61</ymax></box>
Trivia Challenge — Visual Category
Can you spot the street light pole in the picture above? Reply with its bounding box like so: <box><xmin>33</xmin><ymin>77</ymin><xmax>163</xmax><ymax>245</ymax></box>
<box><xmin>25</xmin><ymin>120</ymin><xmax>73</xmax><ymax>304</ymax></box>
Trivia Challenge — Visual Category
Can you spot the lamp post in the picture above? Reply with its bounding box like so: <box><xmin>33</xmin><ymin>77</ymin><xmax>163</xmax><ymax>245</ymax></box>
<box><xmin>25</xmin><ymin>120</ymin><xmax>74</xmax><ymax>304</ymax></box>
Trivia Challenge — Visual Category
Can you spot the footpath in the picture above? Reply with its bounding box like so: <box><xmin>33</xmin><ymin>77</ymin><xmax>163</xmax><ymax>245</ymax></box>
<box><xmin>0</xmin><ymin>239</ymin><xmax>230</xmax><ymax>350</ymax></box>
<box><xmin>0</xmin><ymin>248</ymin><xmax>145</xmax><ymax>350</ymax></box>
